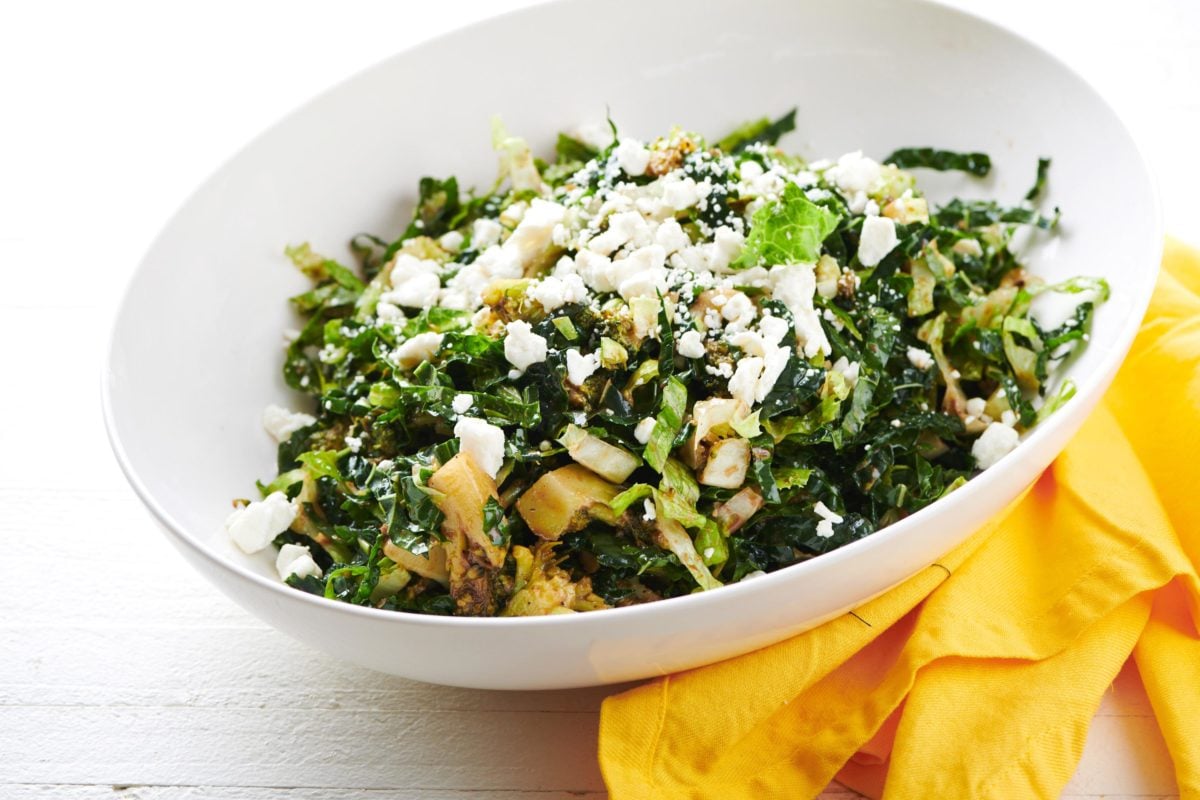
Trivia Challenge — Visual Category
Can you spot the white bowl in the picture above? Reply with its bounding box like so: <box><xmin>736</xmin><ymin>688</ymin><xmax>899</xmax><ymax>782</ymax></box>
<box><xmin>103</xmin><ymin>0</ymin><xmax>1160</xmax><ymax>689</ymax></box>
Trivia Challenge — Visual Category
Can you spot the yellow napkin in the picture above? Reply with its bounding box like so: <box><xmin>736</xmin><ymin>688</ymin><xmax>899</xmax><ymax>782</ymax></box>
<box><xmin>599</xmin><ymin>239</ymin><xmax>1200</xmax><ymax>799</ymax></box>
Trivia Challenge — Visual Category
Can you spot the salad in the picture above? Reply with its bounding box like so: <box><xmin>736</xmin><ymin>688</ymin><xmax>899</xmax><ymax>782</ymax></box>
<box><xmin>224</xmin><ymin>110</ymin><xmax>1105</xmax><ymax>617</ymax></box>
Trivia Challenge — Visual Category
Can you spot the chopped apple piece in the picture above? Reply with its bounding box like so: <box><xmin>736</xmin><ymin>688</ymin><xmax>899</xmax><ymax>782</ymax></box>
<box><xmin>516</xmin><ymin>464</ymin><xmax>621</xmax><ymax>540</ymax></box>
<box><xmin>681</xmin><ymin>397</ymin><xmax>748</xmax><ymax>468</ymax></box>
<box><xmin>558</xmin><ymin>423</ymin><xmax>642</xmax><ymax>483</ymax></box>
<box><xmin>698</xmin><ymin>437</ymin><xmax>750</xmax><ymax>489</ymax></box>
<box><xmin>713</xmin><ymin>487</ymin><xmax>764</xmax><ymax>534</ymax></box>
<box><xmin>428</xmin><ymin>451</ymin><xmax>507</xmax><ymax>615</ymax></box>
<box><xmin>382</xmin><ymin>539</ymin><xmax>449</xmax><ymax>585</ymax></box>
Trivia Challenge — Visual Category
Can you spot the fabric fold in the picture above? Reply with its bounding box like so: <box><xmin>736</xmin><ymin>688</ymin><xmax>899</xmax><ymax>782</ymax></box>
<box><xmin>598</xmin><ymin>240</ymin><xmax>1200</xmax><ymax>799</ymax></box>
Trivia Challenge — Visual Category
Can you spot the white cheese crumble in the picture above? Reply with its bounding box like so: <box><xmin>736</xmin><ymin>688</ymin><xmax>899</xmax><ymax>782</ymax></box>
<box><xmin>438</xmin><ymin>230</ymin><xmax>464</xmax><ymax>252</ymax></box>
<box><xmin>831</xmin><ymin>356</ymin><xmax>861</xmax><ymax>388</ymax></box>
<box><xmin>275</xmin><ymin>543</ymin><xmax>322</xmax><ymax>581</ymax></box>
<box><xmin>654</xmin><ymin>218</ymin><xmax>691</xmax><ymax>254</ymax></box>
<box><xmin>614</xmin><ymin>138</ymin><xmax>651</xmax><ymax>176</ymax></box>
<box><xmin>565</xmin><ymin>348</ymin><xmax>601</xmax><ymax>386</ymax></box>
<box><xmin>472</xmin><ymin>218</ymin><xmax>503</xmax><ymax>249</ymax></box>
<box><xmin>972</xmin><ymin>422</ymin><xmax>1021</xmax><ymax>470</ymax></box>
<box><xmin>678</xmin><ymin>329</ymin><xmax>707</xmax><ymax>359</ymax></box>
<box><xmin>634</xmin><ymin>417</ymin><xmax>658</xmax><ymax>444</ymax></box>
<box><xmin>906</xmin><ymin>346</ymin><xmax>934</xmax><ymax>370</ymax></box>
<box><xmin>386</xmin><ymin>253</ymin><xmax>443</xmax><ymax>309</ymax></box>
<box><xmin>392</xmin><ymin>332</ymin><xmax>444</xmax><ymax>369</ymax></box>
<box><xmin>503</xmin><ymin>320</ymin><xmax>548</xmax><ymax>373</ymax></box>
<box><xmin>452</xmin><ymin>393</ymin><xmax>474</xmax><ymax>414</ymax></box>
<box><xmin>528</xmin><ymin>273</ymin><xmax>587</xmax><ymax>312</ymax></box>
<box><xmin>505</xmin><ymin>199</ymin><xmax>565</xmax><ymax>266</ymax></box>
<box><xmin>721</xmin><ymin>291</ymin><xmax>757</xmax><ymax>331</ymax></box>
<box><xmin>344</xmin><ymin>434</ymin><xmax>363</xmax><ymax>453</ymax></box>
<box><xmin>453</xmin><ymin>416</ymin><xmax>506</xmax><ymax>478</ymax></box>
<box><xmin>728</xmin><ymin>356</ymin><xmax>765</xmax><ymax>407</ymax></box>
<box><xmin>825</xmin><ymin>151</ymin><xmax>882</xmax><ymax>195</ymax></box>
<box><xmin>262</xmin><ymin>404</ymin><xmax>316</xmax><ymax>443</ymax></box>
<box><xmin>225</xmin><ymin>492</ymin><xmax>298</xmax><ymax>554</ymax></box>
<box><xmin>813</xmin><ymin>500</ymin><xmax>844</xmax><ymax>539</ymax></box>
<box><xmin>965</xmin><ymin>397</ymin><xmax>987</xmax><ymax>418</ymax></box>
<box><xmin>857</xmin><ymin>215</ymin><xmax>898</xmax><ymax>267</ymax></box>
<box><xmin>643</xmin><ymin>498</ymin><xmax>657</xmax><ymax>522</ymax></box>
<box><xmin>769</xmin><ymin>264</ymin><xmax>830</xmax><ymax>357</ymax></box>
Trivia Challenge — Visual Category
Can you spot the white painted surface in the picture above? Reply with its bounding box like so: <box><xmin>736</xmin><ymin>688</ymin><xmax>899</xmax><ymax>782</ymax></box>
<box><xmin>0</xmin><ymin>0</ymin><xmax>1194</xmax><ymax>796</ymax></box>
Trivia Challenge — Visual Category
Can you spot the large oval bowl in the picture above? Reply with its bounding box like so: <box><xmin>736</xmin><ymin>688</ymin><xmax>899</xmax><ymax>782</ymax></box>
<box><xmin>103</xmin><ymin>0</ymin><xmax>1160</xmax><ymax>689</ymax></box>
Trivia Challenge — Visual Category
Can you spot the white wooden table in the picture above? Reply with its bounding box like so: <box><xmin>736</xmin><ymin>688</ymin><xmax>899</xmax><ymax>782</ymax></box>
<box><xmin>2</xmin><ymin>1</ymin><xmax>1195</xmax><ymax>797</ymax></box>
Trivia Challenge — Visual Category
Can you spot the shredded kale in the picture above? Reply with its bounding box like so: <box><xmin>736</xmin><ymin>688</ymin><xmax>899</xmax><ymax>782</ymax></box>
<box><xmin>884</xmin><ymin>147</ymin><xmax>992</xmax><ymax>176</ymax></box>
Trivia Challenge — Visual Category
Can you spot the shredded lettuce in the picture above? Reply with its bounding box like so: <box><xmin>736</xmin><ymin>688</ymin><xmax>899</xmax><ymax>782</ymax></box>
<box><xmin>734</xmin><ymin>182</ymin><xmax>841</xmax><ymax>268</ymax></box>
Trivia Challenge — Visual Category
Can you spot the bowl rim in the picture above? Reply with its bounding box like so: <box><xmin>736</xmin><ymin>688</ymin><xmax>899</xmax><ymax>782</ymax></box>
<box><xmin>100</xmin><ymin>0</ymin><xmax>1164</xmax><ymax>631</ymax></box>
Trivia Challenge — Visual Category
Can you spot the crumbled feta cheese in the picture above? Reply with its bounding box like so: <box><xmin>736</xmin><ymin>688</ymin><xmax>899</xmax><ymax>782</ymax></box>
<box><xmin>375</xmin><ymin>301</ymin><xmax>407</xmax><ymax>326</ymax></box>
<box><xmin>740</xmin><ymin>570</ymin><xmax>767</xmax><ymax>581</ymax></box>
<box><xmin>965</xmin><ymin>397</ymin><xmax>987</xmax><ymax>418</ymax></box>
<box><xmin>614</xmin><ymin>138</ymin><xmax>651</xmax><ymax>176</ymax></box>
<box><xmin>275</xmin><ymin>543</ymin><xmax>322</xmax><ymax>581</ymax></box>
<box><xmin>831</xmin><ymin>356</ymin><xmax>860</xmax><ymax>387</ymax></box>
<box><xmin>972</xmin><ymin>422</ymin><xmax>1021</xmax><ymax>470</ymax></box>
<box><xmin>654</xmin><ymin>218</ymin><xmax>691</xmax><ymax>254</ymax></box>
<box><xmin>739</xmin><ymin>160</ymin><xmax>764</xmax><ymax>180</ymax></box>
<box><xmin>452</xmin><ymin>394</ymin><xmax>474</xmax><ymax>414</ymax></box>
<box><xmin>504</xmin><ymin>199</ymin><xmax>565</xmax><ymax>268</ymax></box>
<box><xmin>384</xmin><ymin>270</ymin><xmax>441</xmax><ymax>308</ymax></box>
<box><xmin>758</xmin><ymin>314</ymin><xmax>791</xmax><ymax>346</ymax></box>
<box><xmin>707</xmin><ymin>226</ymin><xmax>746</xmax><ymax>272</ymax></box>
<box><xmin>769</xmin><ymin>264</ymin><xmax>830</xmax><ymax>357</ymax></box>
<box><xmin>891</xmin><ymin>418</ymin><xmax>903</xmax><ymax>428</ymax></box>
<box><xmin>634</xmin><ymin>417</ymin><xmax>658</xmax><ymax>444</ymax></box>
<box><xmin>661</xmin><ymin>176</ymin><xmax>709</xmax><ymax>211</ymax></box>
<box><xmin>573</xmin><ymin>250</ymin><xmax>616</xmax><ymax>292</ymax></box>
<box><xmin>262</xmin><ymin>404</ymin><xmax>316</xmax><ymax>443</ymax></box>
<box><xmin>503</xmin><ymin>320</ymin><xmax>548</xmax><ymax>373</ymax></box>
<box><xmin>728</xmin><ymin>356</ymin><xmax>765</xmax><ymax>406</ymax></box>
<box><xmin>614</xmin><ymin>244</ymin><xmax>668</xmax><ymax>299</ymax></box>
<box><xmin>389</xmin><ymin>253</ymin><xmax>440</xmax><ymax>288</ymax></box>
<box><xmin>1001</xmin><ymin>409</ymin><xmax>1017</xmax><ymax>427</ymax></box>
<box><xmin>825</xmin><ymin>151</ymin><xmax>882</xmax><ymax>195</ymax></box>
<box><xmin>344</xmin><ymin>434</ymin><xmax>363</xmax><ymax>453</ymax></box>
<box><xmin>225</xmin><ymin>492</ymin><xmax>297</xmax><ymax>554</ymax></box>
<box><xmin>392</xmin><ymin>332</ymin><xmax>444</xmax><ymax>369</ymax></box>
<box><xmin>453</xmin><ymin>416</ymin><xmax>506</xmax><ymax>478</ymax></box>
<box><xmin>857</xmin><ymin>215</ymin><xmax>898</xmax><ymax>267</ymax></box>
<box><xmin>721</xmin><ymin>291</ymin><xmax>757</xmax><ymax>330</ymax></box>
<box><xmin>643</xmin><ymin>498</ymin><xmax>657</xmax><ymax>522</ymax></box>
<box><xmin>565</xmin><ymin>348</ymin><xmax>601</xmax><ymax>386</ymax></box>
<box><xmin>814</xmin><ymin>500</ymin><xmax>844</xmax><ymax>524</ymax></box>
<box><xmin>472</xmin><ymin>218</ymin><xmax>503</xmax><ymax>249</ymax></box>
<box><xmin>528</xmin><ymin>273</ymin><xmax>588</xmax><ymax>312</ymax></box>
<box><xmin>678</xmin><ymin>329</ymin><xmax>707</xmax><ymax>359</ymax></box>
<box><xmin>588</xmin><ymin>210</ymin><xmax>650</xmax><ymax>256</ymax></box>
<box><xmin>906</xmin><ymin>346</ymin><xmax>934</xmax><ymax>370</ymax></box>
<box><xmin>813</xmin><ymin>500</ymin><xmax>844</xmax><ymax>538</ymax></box>
<box><xmin>438</xmin><ymin>230</ymin><xmax>464</xmax><ymax>252</ymax></box>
